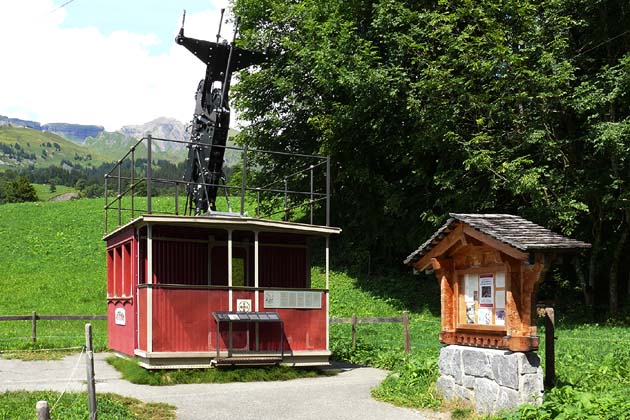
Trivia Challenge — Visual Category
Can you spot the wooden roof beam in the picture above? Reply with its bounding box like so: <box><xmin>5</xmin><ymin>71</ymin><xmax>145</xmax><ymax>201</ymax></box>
<box><xmin>414</xmin><ymin>224</ymin><xmax>466</xmax><ymax>271</ymax></box>
<box><xmin>462</xmin><ymin>225</ymin><xmax>529</xmax><ymax>261</ymax></box>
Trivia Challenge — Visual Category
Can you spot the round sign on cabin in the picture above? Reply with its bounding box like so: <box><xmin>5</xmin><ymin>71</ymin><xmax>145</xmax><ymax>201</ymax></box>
<box><xmin>237</xmin><ymin>299</ymin><xmax>252</xmax><ymax>312</ymax></box>
<box><xmin>115</xmin><ymin>308</ymin><xmax>126</xmax><ymax>325</ymax></box>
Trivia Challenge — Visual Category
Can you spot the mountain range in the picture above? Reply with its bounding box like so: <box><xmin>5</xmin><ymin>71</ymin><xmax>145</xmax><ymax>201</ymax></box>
<box><xmin>0</xmin><ymin>115</ymin><xmax>240</xmax><ymax>171</ymax></box>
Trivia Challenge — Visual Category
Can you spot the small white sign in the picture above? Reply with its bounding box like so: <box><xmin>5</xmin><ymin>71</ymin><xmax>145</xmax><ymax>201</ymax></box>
<box><xmin>496</xmin><ymin>272</ymin><xmax>506</xmax><ymax>288</ymax></box>
<box><xmin>495</xmin><ymin>290</ymin><xmax>506</xmax><ymax>309</ymax></box>
<box><xmin>237</xmin><ymin>299</ymin><xmax>252</xmax><ymax>312</ymax></box>
<box><xmin>114</xmin><ymin>308</ymin><xmax>126</xmax><ymax>326</ymax></box>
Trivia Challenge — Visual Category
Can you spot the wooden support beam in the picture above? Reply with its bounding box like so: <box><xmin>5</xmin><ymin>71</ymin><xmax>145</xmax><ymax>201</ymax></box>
<box><xmin>544</xmin><ymin>307</ymin><xmax>556</xmax><ymax>388</ymax></box>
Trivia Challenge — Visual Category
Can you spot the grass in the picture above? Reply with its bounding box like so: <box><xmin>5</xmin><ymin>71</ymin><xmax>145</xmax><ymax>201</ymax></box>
<box><xmin>2</xmin><ymin>198</ymin><xmax>630</xmax><ymax>419</ymax></box>
<box><xmin>0</xmin><ymin>390</ymin><xmax>175</xmax><ymax>420</ymax></box>
<box><xmin>32</xmin><ymin>183</ymin><xmax>78</xmax><ymax>201</ymax></box>
<box><xmin>0</xmin><ymin>198</ymin><xmax>107</xmax><ymax>352</ymax></box>
<box><xmin>107</xmin><ymin>356</ymin><xmax>336</xmax><ymax>385</ymax></box>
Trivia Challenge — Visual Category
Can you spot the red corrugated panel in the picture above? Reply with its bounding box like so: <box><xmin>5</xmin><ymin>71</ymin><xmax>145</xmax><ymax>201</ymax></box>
<box><xmin>153</xmin><ymin>240</ymin><xmax>208</xmax><ymax>285</ymax></box>
<box><xmin>260</xmin><ymin>246</ymin><xmax>307</xmax><ymax>288</ymax></box>
<box><xmin>257</xmin><ymin>290</ymin><xmax>327</xmax><ymax>351</ymax></box>
<box><xmin>106</xmin><ymin>250</ymin><xmax>114</xmax><ymax>297</ymax></box>
<box><xmin>138</xmin><ymin>288</ymin><xmax>147</xmax><ymax>351</ymax></box>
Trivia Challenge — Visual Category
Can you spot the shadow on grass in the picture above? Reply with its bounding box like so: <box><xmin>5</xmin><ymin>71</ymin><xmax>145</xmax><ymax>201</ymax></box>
<box><xmin>107</xmin><ymin>356</ymin><xmax>337</xmax><ymax>386</ymax></box>
<box><xmin>347</xmin><ymin>268</ymin><xmax>441</xmax><ymax>317</ymax></box>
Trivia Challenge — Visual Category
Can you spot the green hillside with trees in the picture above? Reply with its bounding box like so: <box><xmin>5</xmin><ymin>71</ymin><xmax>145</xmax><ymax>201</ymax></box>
<box><xmin>0</xmin><ymin>126</ymin><xmax>109</xmax><ymax>169</ymax></box>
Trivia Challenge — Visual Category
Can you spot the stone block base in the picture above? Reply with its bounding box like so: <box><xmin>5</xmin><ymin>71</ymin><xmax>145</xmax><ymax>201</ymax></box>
<box><xmin>437</xmin><ymin>345</ymin><xmax>543</xmax><ymax>414</ymax></box>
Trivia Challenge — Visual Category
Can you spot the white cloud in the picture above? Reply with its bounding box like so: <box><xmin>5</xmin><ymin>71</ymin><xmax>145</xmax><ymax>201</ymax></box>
<box><xmin>0</xmin><ymin>0</ymin><xmax>236</xmax><ymax>131</ymax></box>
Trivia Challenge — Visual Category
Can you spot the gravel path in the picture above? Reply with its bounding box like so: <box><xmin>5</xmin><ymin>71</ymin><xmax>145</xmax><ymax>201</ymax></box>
<box><xmin>0</xmin><ymin>353</ymin><xmax>442</xmax><ymax>420</ymax></box>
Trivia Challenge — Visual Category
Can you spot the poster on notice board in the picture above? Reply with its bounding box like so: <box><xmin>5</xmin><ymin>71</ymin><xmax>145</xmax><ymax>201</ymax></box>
<box><xmin>479</xmin><ymin>274</ymin><xmax>494</xmax><ymax>307</ymax></box>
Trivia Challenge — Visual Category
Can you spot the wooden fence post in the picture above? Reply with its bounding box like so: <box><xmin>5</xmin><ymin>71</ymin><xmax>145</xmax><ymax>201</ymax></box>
<box><xmin>351</xmin><ymin>314</ymin><xmax>357</xmax><ymax>351</ymax></box>
<box><xmin>85</xmin><ymin>324</ymin><xmax>98</xmax><ymax>420</ymax></box>
<box><xmin>36</xmin><ymin>400</ymin><xmax>50</xmax><ymax>420</ymax></box>
<box><xmin>31</xmin><ymin>311</ymin><xmax>37</xmax><ymax>343</ymax></box>
<box><xmin>544</xmin><ymin>307</ymin><xmax>555</xmax><ymax>388</ymax></box>
<box><xmin>403</xmin><ymin>311</ymin><xmax>411</xmax><ymax>354</ymax></box>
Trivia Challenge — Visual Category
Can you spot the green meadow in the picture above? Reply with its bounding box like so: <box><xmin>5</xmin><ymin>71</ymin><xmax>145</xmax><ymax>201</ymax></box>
<box><xmin>0</xmin><ymin>198</ymin><xmax>629</xmax><ymax>419</ymax></box>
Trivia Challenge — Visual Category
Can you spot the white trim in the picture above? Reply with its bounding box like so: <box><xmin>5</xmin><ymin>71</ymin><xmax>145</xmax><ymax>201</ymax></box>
<box><xmin>136</xmin><ymin>233</ymin><xmax>140</xmax><ymax>349</ymax></box>
<box><xmin>104</xmin><ymin>214</ymin><xmax>341</xmax><ymax>240</ymax></box>
<box><xmin>147</xmin><ymin>223</ymin><xmax>153</xmax><ymax>353</ymax></box>
<box><xmin>325</xmin><ymin>237</ymin><xmax>330</xmax><ymax>351</ymax></box>
<box><xmin>134</xmin><ymin>349</ymin><xmax>331</xmax><ymax>358</ymax></box>
<box><xmin>228</xmin><ymin>229</ymin><xmax>233</xmax><ymax>311</ymax></box>
<box><xmin>254</xmin><ymin>231</ymin><xmax>259</xmax><ymax>311</ymax></box>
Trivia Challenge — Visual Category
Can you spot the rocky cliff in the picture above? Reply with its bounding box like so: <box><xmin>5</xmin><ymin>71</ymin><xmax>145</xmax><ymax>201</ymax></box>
<box><xmin>42</xmin><ymin>123</ymin><xmax>104</xmax><ymax>143</ymax></box>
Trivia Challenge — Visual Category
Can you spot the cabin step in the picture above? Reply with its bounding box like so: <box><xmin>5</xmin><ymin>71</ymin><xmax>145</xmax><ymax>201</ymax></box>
<box><xmin>212</xmin><ymin>356</ymin><xmax>283</xmax><ymax>366</ymax></box>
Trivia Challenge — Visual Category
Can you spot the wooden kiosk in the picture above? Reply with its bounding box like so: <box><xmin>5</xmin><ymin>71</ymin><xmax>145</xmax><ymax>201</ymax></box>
<box><xmin>405</xmin><ymin>213</ymin><xmax>590</xmax><ymax>413</ymax></box>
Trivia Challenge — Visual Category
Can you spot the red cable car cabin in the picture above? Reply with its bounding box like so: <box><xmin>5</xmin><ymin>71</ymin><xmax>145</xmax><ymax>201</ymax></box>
<box><xmin>103</xmin><ymin>135</ymin><xmax>340</xmax><ymax>369</ymax></box>
<box><xmin>106</xmin><ymin>215</ymin><xmax>340</xmax><ymax>368</ymax></box>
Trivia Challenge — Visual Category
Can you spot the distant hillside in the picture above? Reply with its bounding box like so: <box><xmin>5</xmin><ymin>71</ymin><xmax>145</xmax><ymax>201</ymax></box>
<box><xmin>84</xmin><ymin>118</ymin><xmax>241</xmax><ymax>164</ymax></box>
<box><xmin>0</xmin><ymin>115</ymin><xmax>104</xmax><ymax>143</ymax></box>
<box><xmin>0</xmin><ymin>115</ymin><xmax>41</xmax><ymax>130</ymax></box>
<box><xmin>0</xmin><ymin>126</ymin><xmax>109</xmax><ymax>170</ymax></box>
<box><xmin>1</xmin><ymin>115</ymin><xmax>242</xmax><ymax>168</ymax></box>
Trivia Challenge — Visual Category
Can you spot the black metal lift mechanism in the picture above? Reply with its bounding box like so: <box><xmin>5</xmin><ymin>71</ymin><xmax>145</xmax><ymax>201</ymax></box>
<box><xmin>212</xmin><ymin>311</ymin><xmax>284</xmax><ymax>365</ymax></box>
<box><xmin>176</xmin><ymin>10</ymin><xmax>265</xmax><ymax>215</ymax></box>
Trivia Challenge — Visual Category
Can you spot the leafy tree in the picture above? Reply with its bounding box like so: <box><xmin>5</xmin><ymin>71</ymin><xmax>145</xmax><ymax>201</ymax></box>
<box><xmin>233</xmin><ymin>0</ymin><xmax>630</xmax><ymax>311</ymax></box>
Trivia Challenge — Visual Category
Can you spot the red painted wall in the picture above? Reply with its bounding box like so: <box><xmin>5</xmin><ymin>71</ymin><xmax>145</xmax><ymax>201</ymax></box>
<box><xmin>106</xmin><ymin>226</ymin><xmax>137</xmax><ymax>356</ymax></box>
<box><xmin>149</xmin><ymin>288</ymin><xmax>327</xmax><ymax>353</ymax></box>
<box><xmin>107</xmin><ymin>301</ymin><xmax>135</xmax><ymax>356</ymax></box>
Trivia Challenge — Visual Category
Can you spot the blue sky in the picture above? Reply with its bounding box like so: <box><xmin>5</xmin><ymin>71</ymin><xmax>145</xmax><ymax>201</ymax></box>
<box><xmin>58</xmin><ymin>0</ymin><xmax>223</xmax><ymax>55</ymax></box>
<box><xmin>0</xmin><ymin>0</ymin><xmax>233</xmax><ymax>130</ymax></box>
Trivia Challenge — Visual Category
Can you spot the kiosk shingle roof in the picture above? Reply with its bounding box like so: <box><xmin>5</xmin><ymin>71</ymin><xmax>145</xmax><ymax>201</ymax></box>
<box><xmin>404</xmin><ymin>213</ymin><xmax>591</xmax><ymax>265</ymax></box>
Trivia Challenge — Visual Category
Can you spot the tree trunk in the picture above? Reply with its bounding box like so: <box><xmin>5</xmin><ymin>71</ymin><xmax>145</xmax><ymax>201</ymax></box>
<box><xmin>609</xmin><ymin>226</ymin><xmax>628</xmax><ymax>314</ymax></box>
<box><xmin>573</xmin><ymin>256</ymin><xmax>589</xmax><ymax>304</ymax></box>
<box><xmin>586</xmin><ymin>216</ymin><xmax>602</xmax><ymax>307</ymax></box>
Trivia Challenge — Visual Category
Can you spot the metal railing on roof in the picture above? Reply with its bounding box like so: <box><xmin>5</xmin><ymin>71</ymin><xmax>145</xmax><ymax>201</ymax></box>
<box><xmin>103</xmin><ymin>135</ymin><xmax>331</xmax><ymax>234</ymax></box>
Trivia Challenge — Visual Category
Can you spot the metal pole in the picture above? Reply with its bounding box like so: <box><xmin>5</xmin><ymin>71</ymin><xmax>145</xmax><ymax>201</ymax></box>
<box><xmin>117</xmin><ymin>164</ymin><xmax>122</xmax><ymax>226</ymax></box>
<box><xmin>284</xmin><ymin>177</ymin><xmax>288</xmax><ymax>221</ymax></box>
<box><xmin>241</xmin><ymin>145</ymin><xmax>247</xmax><ymax>216</ymax></box>
<box><xmin>325</xmin><ymin>236</ymin><xmax>330</xmax><ymax>351</ymax></box>
<box><xmin>131</xmin><ymin>149</ymin><xmax>135</xmax><ymax>219</ymax></box>
<box><xmin>310</xmin><ymin>165</ymin><xmax>314</xmax><ymax>224</ymax></box>
<box><xmin>326</xmin><ymin>156</ymin><xmax>331</xmax><ymax>226</ymax></box>
<box><xmin>351</xmin><ymin>314</ymin><xmax>357</xmax><ymax>351</ymax></box>
<box><xmin>254</xmin><ymin>231</ymin><xmax>259</xmax><ymax>311</ymax></box>
<box><xmin>146</xmin><ymin>135</ymin><xmax>153</xmax><ymax>214</ymax></box>
<box><xmin>228</xmin><ymin>229</ymin><xmax>233</xmax><ymax>311</ymax></box>
<box><xmin>175</xmin><ymin>183</ymin><xmax>179</xmax><ymax>215</ymax></box>
<box><xmin>104</xmin><ymin>176</ymin><xmax>108</xmax><ymax>234</ymax></box>
<box><xmin>85</xmin><ymin>323</ymin><xmax>98</xmax><ymax>420</ymax></box>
